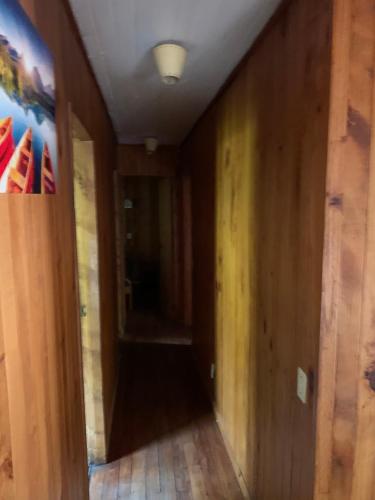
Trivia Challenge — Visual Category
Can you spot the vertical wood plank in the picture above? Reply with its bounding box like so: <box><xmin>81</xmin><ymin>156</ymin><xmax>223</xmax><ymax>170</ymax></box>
<box><xmin>182</xmin><ymin>0</ymin><xmax>332</xmax><ymax>497</ymax></box>
<box><xmin>0</xmin><ymin>0</ymin><xmax>118</xmax><ymax>497</ymax></box>
<box><xmin>315</xmin><ymin>0</ymin><xmax>375</xmax><ymax>499</ymax></box>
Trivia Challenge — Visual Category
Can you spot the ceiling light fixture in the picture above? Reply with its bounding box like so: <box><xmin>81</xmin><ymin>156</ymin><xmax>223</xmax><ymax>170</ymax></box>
<box><xmin>145</xmin><ymin>137</ymin><xmax>158</xmax><ymax>155</ymax></box>
<box><xmin>153</xmin><ymin>43</ymin><xmax>187</xmax><ymax>85</ymax></box>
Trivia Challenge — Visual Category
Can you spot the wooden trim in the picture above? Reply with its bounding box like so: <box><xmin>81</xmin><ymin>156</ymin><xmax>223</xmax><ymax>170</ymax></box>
<box><xmin>193</xmin><ymin>347</ymin><xmax>251</xmax><ymax>499</ymax></box>
<box><xmin>213</xmin><ymin>409</ymin><xmax>252</xmax><ymax>500</ymax></box>
<box><xmin>71</xmin><ymin>110</ymin><xmax>107</xmax><ymax>465</ymax></box>
<box><xmin>106</xmin><ymin>355</ymin><xmax>120</xmax><ymax>455</ymax></box>
<box><xmin>67</xmin><ymin>102</ymin><xmax>90</xmax><ymax>466</ymax></box>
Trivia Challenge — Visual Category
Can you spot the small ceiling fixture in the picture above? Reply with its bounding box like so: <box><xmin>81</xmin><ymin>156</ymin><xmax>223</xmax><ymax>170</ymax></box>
<box><xmin>145</xmin><ymin>137</ymin><xmax>158</xmax><ymax>155</ymax></box>
<box><xmin>153</xmin><ymin>43</ymin><xmax>187</xmax><ymax>85</ymax></box>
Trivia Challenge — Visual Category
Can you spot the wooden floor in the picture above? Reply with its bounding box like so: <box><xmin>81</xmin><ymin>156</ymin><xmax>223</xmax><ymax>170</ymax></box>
<box><xmin>124</xmin><ymin>310</ymin><xmax>192</xmax><ymax>345</ymax></box>
<box><xmin>90</xmin><ymin>344</ymin><xmax>243</xmax><ymax>499</ymax></box>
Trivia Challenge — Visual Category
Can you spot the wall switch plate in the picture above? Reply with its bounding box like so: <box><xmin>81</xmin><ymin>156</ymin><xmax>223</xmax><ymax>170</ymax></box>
<box><xmin>297</xmin><ymin>367</ymin><xmax>308</xmax><ymax>404</ymax></box>
<box><xmin>210</xmin><ymin>363</ymin><xmax>215</xmax><ymax>380</ymax></box>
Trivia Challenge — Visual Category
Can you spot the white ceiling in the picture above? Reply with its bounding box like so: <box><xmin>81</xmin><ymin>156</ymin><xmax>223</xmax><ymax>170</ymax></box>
<box><xmin>69</xmin><ymin>0</ymin><xmax>281</xmax><ymax>145</ymax></box>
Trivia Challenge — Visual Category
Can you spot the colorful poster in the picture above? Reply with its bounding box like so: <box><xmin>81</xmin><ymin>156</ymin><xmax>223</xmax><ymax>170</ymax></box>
<box><xmin>0</xmin><ymin>0</ymin><xmax>57</xmax><ymax>194</ymax></box>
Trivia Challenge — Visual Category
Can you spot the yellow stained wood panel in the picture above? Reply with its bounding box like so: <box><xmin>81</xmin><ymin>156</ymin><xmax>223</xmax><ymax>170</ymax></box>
<box><xmin>215</xmin><ymin>68</ymin><xmax>254</xmax><ymax>482</ymax></box>
<box><xmin>182</xmin><ymin>0</ymin><xmax>332</xmax><ymax>498</ymax></box>
<box><xmin>73</xmin><ymin>136</ymin><xmax>106</xmax><ymax>464</ymax></box>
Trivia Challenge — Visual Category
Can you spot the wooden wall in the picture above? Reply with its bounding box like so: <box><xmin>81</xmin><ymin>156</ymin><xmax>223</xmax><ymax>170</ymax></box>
<box><xmin>121</xmin><ymin>175</ymin><xmax>179</xmax><ymax>320</ymax></box>
<box><xmin>0</xmin><ymin>0</ymin><xmax>118</xmax><ymax>498</ymax></box>
<box><xmin>175</xmin><ymin>173</ymin><xmax>193</xmax><ymax>327</ymax></box>
<box><xmin>181</xmin><ymin>111</ymin><xmax>217</xmax><ymax>398</ymax></box>
<box><xmin>182</xmin><ymin>0</ymin><xmax>332</xmax><ymax>497</ymax></box>
<box><xmin>158</xmin><ymin>177</ymin><xmax>175</xmax><ymax>318</ymax></box>
<box><xmin>114</xmin><ymin>172</ymin><xmax>126</xmax><ymax>337</ymax></box>
<box><xmin>315</xmin><ymin>0</ymin><xmax>375</xmax><ymax>498</ymax></box>
<box><xmin>117</xmin><ymin>144</ymin><xmax>178</xmax><ymax>177</ymax></box>
<box><xmin>117</xmin><ymin>145</ymin><xmax>192</xmax><ymax>325</ymax></box>
<box><xmin>124</xmin><ymin>177</ymin><xmax>160</xmax><ymax>265</ymax></box>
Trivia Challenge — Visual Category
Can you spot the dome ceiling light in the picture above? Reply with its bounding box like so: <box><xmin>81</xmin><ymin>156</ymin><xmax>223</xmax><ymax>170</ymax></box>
<box><xmin>145</xmin><ymin>137</ymin><xmax>158</xmax><ymax>155</ymax></box>
<box><xmin>153</xmin><ymin>43</ymin><xmax>187</xmax><ymax>85</ymax></box>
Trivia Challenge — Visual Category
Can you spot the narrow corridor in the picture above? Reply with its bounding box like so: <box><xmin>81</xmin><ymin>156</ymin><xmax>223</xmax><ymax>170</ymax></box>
<box><xmin>124</xmin><ymin>311</ymin><xmax>192</xmax><ymax>345</ymax></box>
<box><xmin>89</xmin><ymin>344</ymin><xmax>243</xmax><ymax>499</ymax></box>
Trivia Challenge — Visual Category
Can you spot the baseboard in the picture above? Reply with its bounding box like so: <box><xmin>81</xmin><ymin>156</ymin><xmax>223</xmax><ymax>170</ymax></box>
<box><xmin>213</xmin><ymin>409</ymin><xmax>252</xmax><ymax>500</ymax></box>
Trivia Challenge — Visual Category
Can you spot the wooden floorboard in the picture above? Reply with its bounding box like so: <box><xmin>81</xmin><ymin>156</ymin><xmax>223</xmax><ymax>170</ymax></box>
<box><xmin>124</xmin><ymin>311</ymin><xmax>192</xmax><ymax>345</ymax></box>
<box><xmin>90</xmin><ymin>344</ymin><xmax>243</xmax><ymax>499</ymax></box>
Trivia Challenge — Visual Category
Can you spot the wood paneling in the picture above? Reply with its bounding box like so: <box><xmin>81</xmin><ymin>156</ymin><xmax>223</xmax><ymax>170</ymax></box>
<box><xmin>159</xmin><ymin>178</ymin><xmax>175</xmax><ymax>318</ymax></box>
<box><xmin>73</xmin><ymin>131</ymin><xmax>106</xmax><ymax>464</ymax></box>
<box><xmin>117</xmin><ymin>145</ymin><xmax>178</xmax><ymax>177</ymax></box>
<box><xmin>122</xmin><ymin>173</ymin><xmax>188</xmax><ymax>324</ymax></box>
<box><xmin>114</xmin><ymin>172</ymin><xmax>126</xmax><ymax>337</ymax></box>
<box><xmin>0</xmin><ymin>307</ymin><xmax>13</xmax><ymax>500</ymax></box>
<box><xmin>125</xmin><ymin>177</ymin><xmax>160</xmax><ymax>265</ymax></box>
<box><xmin>0</xmin><ymin>0</ymin><xmax>118</xmax><ymax>498</ymax></box>
<box><xmin>182</xmin><ymin>107</ymin><xmax>217</xmax><ymax>400</ymax></box>
<box><xmin>117</xmin><ymin>145</ymin><xmax>189</xmax><ymax>323</ymax></box>
<box><xmin>176</xmin><ymin>174</ymin><xmax>193</xmax><ymax>327</ymax></box>
<box><xmin>315</xmin><ymin>1</ymin><xmax>375</xmax><ymax>498</ymax></box>
<box><xmin>182</xmin><ymin>0</ymin><xmax>332</xmax><ymax>497</ymax></box>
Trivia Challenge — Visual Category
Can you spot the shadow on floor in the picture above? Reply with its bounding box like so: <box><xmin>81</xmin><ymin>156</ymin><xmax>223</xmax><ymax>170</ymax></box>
<box><xmin>90</xmin><ymin>344</ymin><xmax>243</xmax><ymax>499</ymax></box>
<box><xmin>124</xmin><ymin>310</ymin><xmax>192</xmax><ymax>345</ymax></box>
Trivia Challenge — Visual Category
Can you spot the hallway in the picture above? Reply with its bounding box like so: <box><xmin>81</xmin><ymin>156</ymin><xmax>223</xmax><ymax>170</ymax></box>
<box><xmin>1</xmin><ymin>1</ymin><xmax>375</xmax><ymax>499</ymax></box>
<box><xmin>124</xmin><ymin>311</ymin><xmax>192</xmax><ymax>345</ymax></box>
<box><xmin>89</xmin><ymin>344</ymin><xmax>243</xmax><ymax>499</ymax></box>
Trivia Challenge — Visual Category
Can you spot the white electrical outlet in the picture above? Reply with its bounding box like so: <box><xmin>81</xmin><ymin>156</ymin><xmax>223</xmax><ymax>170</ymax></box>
<box><xmin>210</xmin><ymin>363</ymin><xmax>215</xmax><ymax>380</ymax></box>
<box><xmin>297</xmin><ymin>367</ymin><xmax>308</xmax><ymax>404</ymax></box>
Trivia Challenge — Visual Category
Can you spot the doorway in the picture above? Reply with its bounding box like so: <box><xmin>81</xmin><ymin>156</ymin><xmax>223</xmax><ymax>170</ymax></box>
<box><xmin>71</xmin><ymin>111</ymin><xmax>106</xmax><ymax>465</ymax></box>
<box><xmin>121</xmin><ymin>175</ymin><xmax>191</xmax><ymax>344</ymax></box>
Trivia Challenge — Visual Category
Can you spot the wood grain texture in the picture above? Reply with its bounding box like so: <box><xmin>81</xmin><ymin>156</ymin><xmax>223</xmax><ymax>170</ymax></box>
<box><xmin>159</xmin><ymin>177</ymin><xmax>176</xmax><ymax>319</ymax></box>
<box><xmin>123</xmin><ymin>176</ymin><xmax>178</xmax><ymax>320</ymax></box>
<box><xmin>114</xmin><ymin>172</ymin><xmax>126</xmax><ymax>337</ymax></box>
<box><xmin>124</xmin><ymin>177</ymin><xmax>160</xmax><ymax>265</ymax></box>
<box><xmin>117</xmin><ymin>145</ymin><xmax>192</xmax><ymax>325</ymax></box>
<box><xmin>176</xmin><ymin>174</ymin><xmax>193</xmax><ymax>327</ymax></box>
<box><xmin>90</xmin><ymin>344</ymin><xmax>244</xmax><ymax>500</ymax></box>
<box><xmin>0</xmin><ymin>0</ymin><xmax>118</xmax><ymax>498</ymax></box>
<box><xmin>182</xmin><ymin>0</ymin><xmax>332</xmax><ymax>497</ymax></box>
<box><xmin>73</xmin><ymin>134</ymin><xmax>106</xmax><ymax>464</ymax></box>
<box><xmin>117</xmin><ymin>145</ymin><xmax>178</xmax><ymax>177</ymax></box>
<box><xmin>315</xmin><ymin>0</ymin><xmax>375</xmax><ymax>498</ymax></box>
<box><xmin>214</xmin><ymin>68</ymin><xmax>254</xmax><ymax>490</ymax></box>
<box><xmin>0</xmin><ymin>307</ymin><xmax>14</xmax><ymax>500</ymax></box>
<box><xmin>181</xmin><ymin>107</ymin><xmax>217</xmax><ymax>401</ymax></box>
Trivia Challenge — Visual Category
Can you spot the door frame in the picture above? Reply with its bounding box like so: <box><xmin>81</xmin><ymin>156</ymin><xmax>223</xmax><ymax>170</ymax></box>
<box><xmin>69</xmin><ymin>106</ymin><xmax>107</xmax><ymax>466</ymax></box>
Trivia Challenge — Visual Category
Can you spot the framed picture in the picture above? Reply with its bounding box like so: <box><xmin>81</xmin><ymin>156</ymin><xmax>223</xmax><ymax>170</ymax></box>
<box><xmin>0</xmin><ymin>0</ymin><xmax>57</xmax><ymax>194</ymax></box>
